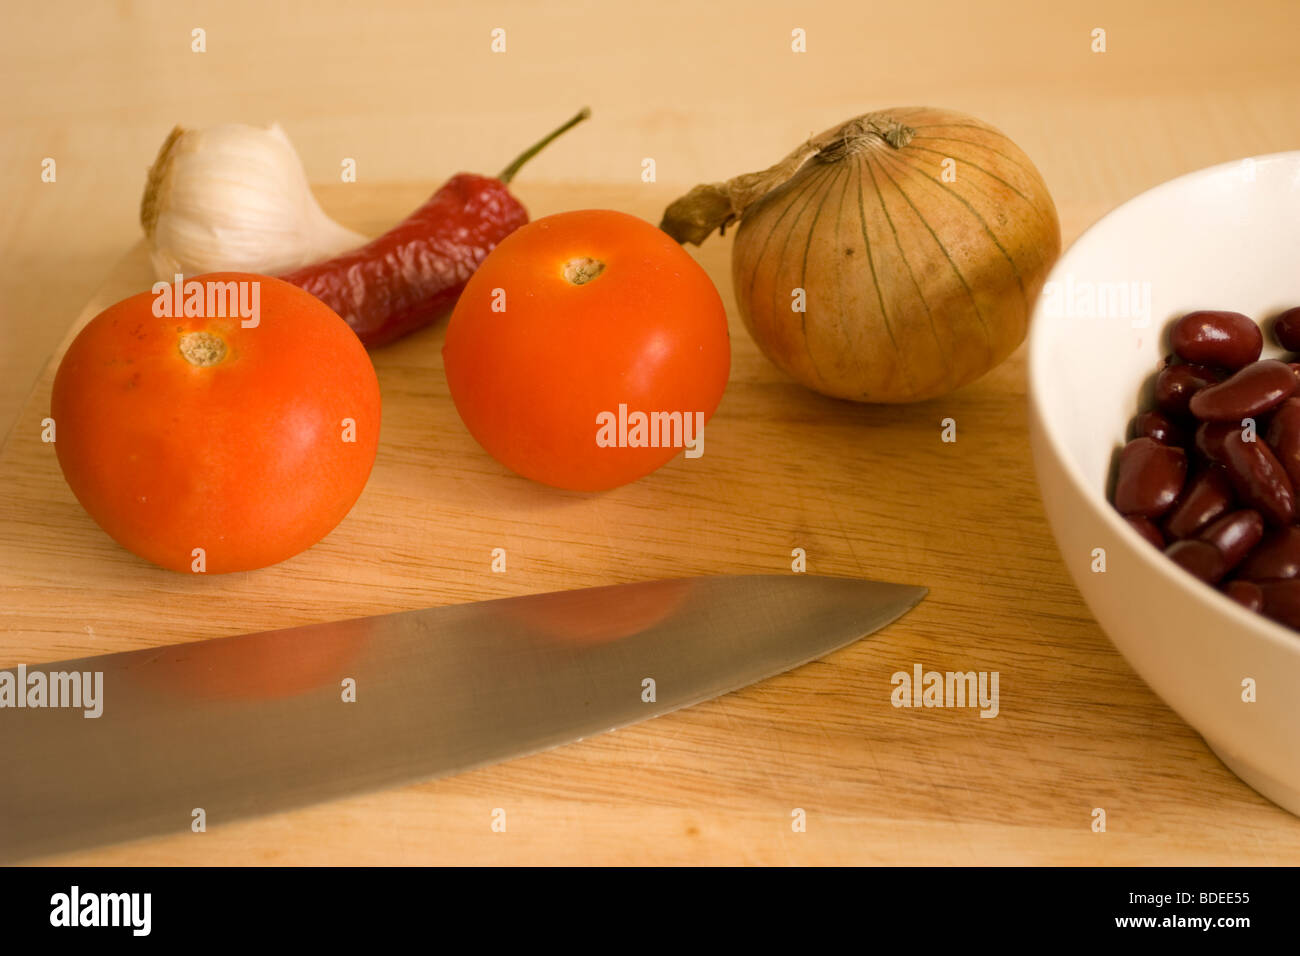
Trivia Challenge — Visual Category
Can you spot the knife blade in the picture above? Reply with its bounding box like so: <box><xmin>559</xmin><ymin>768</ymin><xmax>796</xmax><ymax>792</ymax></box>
<box><xmin>0</xmin><ymin>573</ymin><xmax>924</xmax><ymax>861</ymax></box>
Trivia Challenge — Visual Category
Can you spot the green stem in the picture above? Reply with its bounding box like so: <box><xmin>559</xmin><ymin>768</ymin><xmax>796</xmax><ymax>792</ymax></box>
<box><xmin>497</xmin><ymin>107</ymin><xmax>591</xmax><ymax>184</ymax></box>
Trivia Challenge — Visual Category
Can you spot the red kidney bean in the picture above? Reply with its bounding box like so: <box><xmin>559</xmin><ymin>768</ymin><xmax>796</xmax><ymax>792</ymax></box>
<box><xmin>1155</xmin><ymin>363</ymin><xmax>1223</xmax><ymax>419</ymax></box>
<box><xmin>1236</xmin><ymin>526</ymin><xmax>1300</xmax><ymax>580</ymax></box>
<box><xmin>1197</xmin><ymin>509</ymin><xmax>1263</xmax><ymax>570</ymax></box>
<box><xmin>1221</xmin><ymin>428</ymin><xmax>1295</xmax><ymax>525</ymax></box>
<box><xmin>1273</xmin><ymin>307</ymin><xmax>1300</xmax><ymax>351</ymax></box>
<box><xmin>1224</xmin><ymin>579</ymin><xmax>1264</xmax><ymax>613</ymax></box>
<box><xmin>1161</xmin><ymin>466</ymin><xmax>1233</xmax><ymax>539</ymax></box>
<box><xmin>1171</xmin><ymin>310</ymin><xmax>1262</xmax><ymax>369</ymax></box>
<box><xmin>1265</xmin><ymin>397</ymin><xmax>1300</xmax><ymax>489</ymax></box>
<box><xmin>1123</xmin><ymin>515</ymin><xmax>1165</xmax><ymax>549</ymax></box>
<box><xmin>1189</xmin><ymin>359</ymin><xmax>1297</xmax><ymax>421</ymax></box>
<box><xmin>1194</xmin><ymin>421</ymin><xmax>1236</xmax><ymax>463</ymax></box>
<box><xmin>1258</xmin><ymin>580</ymin><xmax>1300</xmax><ymax>629</ymax></box>
<box><xmin>1114</xmin><ymin>438</ymin><xmax>1188</xmax><ymax>518</ymax></box>
<box><xmin>1133</xmin><ymin>409</ymin><xmax>1186</xmax><ymax>447</ymax></box>
<box><xmin>1164</xmin><ymin>539</ymin><xmax>1227</xmax><ymax>583</ymax></box>
<box><xmin>1112</xmin><ymin>310</ymin><xmax>1300</xmax><ymax>634</ymax></box>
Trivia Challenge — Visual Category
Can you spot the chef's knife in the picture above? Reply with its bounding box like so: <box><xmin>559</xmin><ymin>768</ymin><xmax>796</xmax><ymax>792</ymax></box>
<box><xmin>0</xmin><ymin>573</ymin><xmax>924</xmax><ymax>862</ymax></box>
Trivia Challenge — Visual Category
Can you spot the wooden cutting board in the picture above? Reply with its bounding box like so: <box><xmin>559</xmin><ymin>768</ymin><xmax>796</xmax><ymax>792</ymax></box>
<box><xmin>3</xmin><ymin>182</ymin><xmax>1299</xmax><ymax>865</ymax></box>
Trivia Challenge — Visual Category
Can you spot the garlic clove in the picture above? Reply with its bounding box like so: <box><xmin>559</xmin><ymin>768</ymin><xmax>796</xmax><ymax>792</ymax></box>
<box><xmin>141</xmin><ymin>122</ymin><xmax>368</xmax><ymax>280</ymax></box>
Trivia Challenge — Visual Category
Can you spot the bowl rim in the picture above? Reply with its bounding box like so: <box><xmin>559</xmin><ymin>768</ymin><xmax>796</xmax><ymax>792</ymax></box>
<box><xmin>1027</xmin><ymin>149</ymin><xmax>1300</xmax><ymax>655</ymax></box>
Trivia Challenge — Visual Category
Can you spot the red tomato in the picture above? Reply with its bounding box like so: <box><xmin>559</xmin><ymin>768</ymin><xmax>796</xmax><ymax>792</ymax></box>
<box><xmin>442</xmin><ymin>209</ymin><xmax>730</xmax><ymax>491</ymax></box>
<box><xmin>51</xmin><ymin>272</ymin><xmax>381</xmax><ymax>573</ymax></box>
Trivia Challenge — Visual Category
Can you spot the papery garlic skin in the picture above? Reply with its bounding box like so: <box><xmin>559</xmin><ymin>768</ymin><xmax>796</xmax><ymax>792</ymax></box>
<box><xmin>141</xmin><ymin>123</ymin><xmax>368</xmax><ymax>280</ymax></box>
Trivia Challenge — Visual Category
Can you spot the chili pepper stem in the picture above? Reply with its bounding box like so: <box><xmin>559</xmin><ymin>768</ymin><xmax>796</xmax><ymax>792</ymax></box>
<box><xmin>497</xmin><ymin>107</ymin><xmax>591</xmax><ymax>184</ymax></box>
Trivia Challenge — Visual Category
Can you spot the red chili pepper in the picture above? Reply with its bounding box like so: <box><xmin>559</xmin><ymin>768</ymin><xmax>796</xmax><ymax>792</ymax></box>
<box><xmin>281</xmin><ymin>108</ymin><xmax>590</xmax><ymax>348</ymax></box>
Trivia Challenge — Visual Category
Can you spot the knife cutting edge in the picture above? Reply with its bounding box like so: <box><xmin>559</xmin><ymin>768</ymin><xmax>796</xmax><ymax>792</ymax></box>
<box><xmin>0</xmin><ymin>573</ymin><xmax>925</xmax><ymax>862</ymax></box>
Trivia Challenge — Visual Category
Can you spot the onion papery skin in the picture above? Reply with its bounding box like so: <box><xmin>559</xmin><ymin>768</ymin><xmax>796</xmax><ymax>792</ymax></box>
<box><xmin>731</xmin><ymin>106</ymin><xmax>1061</xmax><ymax>403</ymax></box>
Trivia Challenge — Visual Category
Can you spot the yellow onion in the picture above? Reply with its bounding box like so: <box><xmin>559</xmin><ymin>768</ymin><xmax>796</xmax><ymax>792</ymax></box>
<box><xmin>661</xmin><ymin>107</ymin><xmax>1061</xmax><ymax>403</ymax></box>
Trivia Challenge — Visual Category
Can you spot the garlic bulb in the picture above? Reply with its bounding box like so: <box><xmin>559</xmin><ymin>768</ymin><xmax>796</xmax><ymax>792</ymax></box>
<box><xmin>140</xmin><ymin>123</ymin><xmax>368</xmax><ymax>280</ymax></box>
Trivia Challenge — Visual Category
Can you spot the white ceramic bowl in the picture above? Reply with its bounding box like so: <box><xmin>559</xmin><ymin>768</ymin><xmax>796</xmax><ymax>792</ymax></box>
<box><xmin>1028</xmin><ymin>151</ymin><xmax>1300</xmax><ymax>814</ymax></box>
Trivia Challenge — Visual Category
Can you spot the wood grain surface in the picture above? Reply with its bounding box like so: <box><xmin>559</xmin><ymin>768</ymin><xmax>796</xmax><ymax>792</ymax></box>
<box><xmin>4</xmin><ymin>0</ymin><xmax>1300</xmax><ymax>865</ymax></box>
<box><xmin>2</xmin><ymin>181</ymin><xmax>1299</xmax><ymax>865</ymax></box>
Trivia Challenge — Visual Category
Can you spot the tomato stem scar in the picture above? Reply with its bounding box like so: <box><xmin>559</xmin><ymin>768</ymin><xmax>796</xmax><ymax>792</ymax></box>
<box><xmin>179</xmin><ymin>331</ymin><xmax>227</xmax><ymax>367</ymax></box>
<box><xmin>563</xmin><ymin>257</ymin><xmax>605</xmax><ymax>285</ymax></box>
